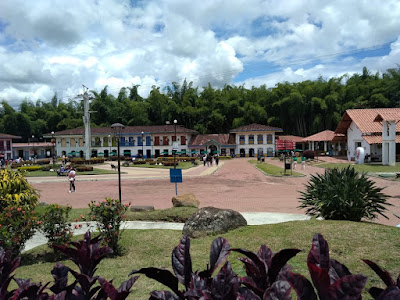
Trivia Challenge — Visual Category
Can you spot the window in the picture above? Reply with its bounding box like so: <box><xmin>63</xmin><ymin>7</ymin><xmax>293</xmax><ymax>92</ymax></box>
<box><xmin>6</xmin><ymin>140</ymin><xmax>10</xmax><ymax>150</ymax></box>
<box><xmin>267</xmin><ymin>134</ymin><xmax>273</xmax><ymax>144</ymax></box>
<box><xmin>79</xmin><ymin>138</ymin><xmax>84</xmax><ymax>147</ymax></box>
<box><xmin>146</xmin><ymin>136</ymin><xmax>151</xmax><ymax>146</ymax></box>
<box><xmin>103</xmin><ymin>137</ymin><xmax>109</xmax><ymax>146</ymax></box>
<box><xmin>71</xmin><ymin>138</ymin><xmax>76</xmax><ymax>147</ymax></box>
<box><xmin>61</xmin><ymin>138</ymin><xmax>66</xmax><ymax>147</ymax></box>
<box><xmin>138</xmin><ymin>136</ymin><xmax>143</xmax><ymax>146</ymax></box>
<box><xmin>181</xmin><ymin>136</ymin><xmax>186</xmax><ymax>145</ymax></box>
<box><xmin>120</xmin><ymin>137</ymin><xmax>126</xmax><ymax>146</ymax></box>
<box><xmin>257</xmin><ymin>135</ymin><xmax>263</xmax><ymax>144</ymax></box>
<box><xmin>249</xmin><ymin>135</ymin><xmax>254</xmax><ymax>144</ymax></box>
<box><xmin>239</xmin><ymin>135</ymin><xmax>245</xmax><ymax>145</ymax></box>
<box><xmin>163</xmin><ymin>136</ymin><xmax>169</xmax><ymax>146</ymax></box>
<box><xmin>172</xmin><ymin>136</ymin><xmax>177</xmax><ymax>142</ymax></box>
<box><xmin>129</xmin><ymin>137</ymin><xmax>135</xmax><ymax>146</ymax></box>
<box><xmin>154</xmin><ymin>136</ymin><xmax>160</xmax><ymax>146</ymax></box>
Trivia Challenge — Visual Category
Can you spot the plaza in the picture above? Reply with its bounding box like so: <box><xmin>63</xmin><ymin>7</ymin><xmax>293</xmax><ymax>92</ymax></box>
<box><xmin>28</xmin><ymin>157</ymin><xmax>400</xmax><ymax>227</ymax></box>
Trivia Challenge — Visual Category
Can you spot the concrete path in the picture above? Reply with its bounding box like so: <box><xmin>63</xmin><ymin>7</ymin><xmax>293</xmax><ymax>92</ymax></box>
<box><xmin>24</xmin><ymin>212</ymin><xmax>311</xmax><ymax>252</ymax></box>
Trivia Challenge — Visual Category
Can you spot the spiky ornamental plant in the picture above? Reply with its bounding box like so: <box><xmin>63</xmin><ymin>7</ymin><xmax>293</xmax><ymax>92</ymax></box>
<box><xmin>299</xmin><ymin>166</ymin><xmax>391</xmax><ymax>221</ymax></box>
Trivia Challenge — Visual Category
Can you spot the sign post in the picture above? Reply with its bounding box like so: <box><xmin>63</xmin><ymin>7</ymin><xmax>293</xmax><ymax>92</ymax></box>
<box><xmin>170</xmin><ymin>168</ymin><xmax>182</xmax><ymax>195</ymax></box>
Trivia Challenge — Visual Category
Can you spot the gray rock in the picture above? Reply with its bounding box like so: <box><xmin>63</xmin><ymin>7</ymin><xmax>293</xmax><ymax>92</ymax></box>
<box><xmin>130</xmin><ymin>205</ymin><xmax>155</xmax><ymax>212</ymax></box>
<box><xmin>172</xmin><ymin>193</ymin><xmax>200</xmax><ymax>208</ymax></box>
<box><xmin>183</xmin><ymin>206</ymin><xmax>247</xmax><ymax>238</ymax></box>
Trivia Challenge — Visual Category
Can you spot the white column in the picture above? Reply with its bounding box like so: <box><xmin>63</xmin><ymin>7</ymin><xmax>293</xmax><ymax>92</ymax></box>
<box><xmin>324</xmin><ymin>141</ymin><xmax>327</xmax><ymax>151</ymax></box>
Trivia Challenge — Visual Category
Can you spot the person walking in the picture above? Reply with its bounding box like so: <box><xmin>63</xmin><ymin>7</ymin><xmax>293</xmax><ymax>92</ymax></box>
<box><xmin>215</xmin><ymin>155</ymin><xmax>219</xmax><ymax>166</ymax></box>
<box><xmin>203</xmin><ymin>154</ymin><xmax>207</xmax><ymax>166</ymax></box>
<box><xmin>301</xmin><ymin>156</ymin><xmax>306</xmax><ymax>170</ymax></box>
<box><xmin>292</xmin><ymin>156</ymin><xmax>297</xmax><ymax>169</ymax></box>
<box><xmin>68</xmin><ymin>168</ymin><xmax>76</xmax><ymax>193</ymax></box>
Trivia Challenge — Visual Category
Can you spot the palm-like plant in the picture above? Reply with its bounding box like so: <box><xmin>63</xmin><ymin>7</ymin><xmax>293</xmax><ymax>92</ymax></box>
<box><xmin>299</xmin><ymin>166</ymin><xmax>390</xmax><ymax>221</ymax></box>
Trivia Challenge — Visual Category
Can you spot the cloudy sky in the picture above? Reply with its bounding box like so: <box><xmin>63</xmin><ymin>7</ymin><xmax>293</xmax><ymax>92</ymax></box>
<box><xmin>1</xmin><ymin>0</ymin><xmax>400</xmax><ymax>108</ymax></box>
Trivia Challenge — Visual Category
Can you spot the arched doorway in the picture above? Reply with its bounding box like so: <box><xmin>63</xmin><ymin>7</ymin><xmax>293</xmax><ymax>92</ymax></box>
<box><xmin>209</xmin><ymin>145</ymin><xmax>217</xmax><ymax>154</ymax></box>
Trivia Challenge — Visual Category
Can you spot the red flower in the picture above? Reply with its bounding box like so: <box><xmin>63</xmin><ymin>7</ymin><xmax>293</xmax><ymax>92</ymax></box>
<box><xmin>74</xmin><ymin>218</ymin><xmax>78</xmax><ymax>222</ymax></box>
<box><xmin>107</xmin><ymin>224</ymin><xmax>112</xmax><ymax>229</ymax></box>
<box><xmin>17</xmin><ymin>207</ymin><xmax>22</xmax><ymax>211</ymax></box>
<box><xmin>37</xmin><ymin>221</ymin><xmax>42</xmax><ymax>225</ymax></box>
<box><xmin>122</xmin><ymin>214</ymin><xmax>126</xmax><ymax>219</ymax></box>
<box><xmin>80</xmin><ymin>214</ymin><xmax>85</xmax><ymax>218</ymax></box>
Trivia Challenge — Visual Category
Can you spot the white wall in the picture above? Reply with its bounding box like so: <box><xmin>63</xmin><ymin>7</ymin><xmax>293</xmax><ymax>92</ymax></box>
<box><xmin>347</xmin><ymin>122</ymin><xmax>372</xmax><ymax>159</ymax></box>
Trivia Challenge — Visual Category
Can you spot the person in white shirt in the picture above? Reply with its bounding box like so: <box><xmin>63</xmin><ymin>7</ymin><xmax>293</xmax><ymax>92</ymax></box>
<box><xmin>68</xmin><ymin>168</ymin><xmax>76</xmax><ymax>193</ymax></box>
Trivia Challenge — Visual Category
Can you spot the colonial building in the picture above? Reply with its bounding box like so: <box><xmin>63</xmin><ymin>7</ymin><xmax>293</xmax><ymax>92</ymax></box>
<box><xmin>0</xmin><ymin>133</ymin><xmax>21</xmax><ymax>160</ymax></box>
<box><xmin>13</xmin><ymin>142</ymin><xmax>55</xmax><ymax>160</ymax></box>
<box><xmin>335</xmin><ymin>108</ymin><xmax>400</xmax><ymax>164</ymax></box>
<box><xmin>46</xmin><ymin>123</ymin><xmax>283</xmax><ymax>159</ymax></box>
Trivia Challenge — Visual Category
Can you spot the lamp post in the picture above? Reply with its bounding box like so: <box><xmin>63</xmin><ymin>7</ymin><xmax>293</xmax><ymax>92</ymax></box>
<box><xmin>111</xmin><ymin>123</ymin><xmax>125</xmax><ymax>203</ymax></box>
<box><xmin>28</xmin><ymin>135</ymin><xmax>37</xmax><ymax>161</ymax></box>
<box><xmin>108</xmin><ymin>134</ymin><xmax>111</xmax><ymax>160</ymax></box>
<box><xmin>173</xmin><ymin>119</ymin><xmax>178</xmax><ymax>168</ymax></box>
<box><xmin>141</xmin><ymin>131</ymin><xmax>144</xmax><ymax>159</ymax></box>
<box><xmin>51</xmin><ymin>131</ymin><xmax>56</xmax><ymax>168</ymax></box>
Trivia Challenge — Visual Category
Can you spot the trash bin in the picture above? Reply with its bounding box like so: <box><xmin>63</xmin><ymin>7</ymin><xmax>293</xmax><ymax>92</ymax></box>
<box><xmin>262</xmin><ymin>158</ymin><xmax>265</xmax><ymax>162</ymax></box>
<box><xmin>285</xmin><ymin>163</ymin><xmax>291</xmax><ymax>170</ymax></box>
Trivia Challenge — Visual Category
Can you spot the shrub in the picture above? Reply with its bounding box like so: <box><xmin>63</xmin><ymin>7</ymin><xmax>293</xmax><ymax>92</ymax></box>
<box><xmin>39</xmin><ymin>204</ymin><xmax>74</xmax><ymax>251</ymax></box>
<box><xmin>0</xmin><ymin>232</ymin><xmax>137</xmax><ymax>300</ymax></box>
<box><xmin>0</xmin><ymin>169</ymin><xmax>39</xmax><ymax>210</ymax></box>
<box><xmin>74</xmin><ymin>165</ymin><xmax>94</xmax><ymax>172</ymax></box>
<box><xmin>89</xmin><ymin>198</ymin><xmax>129</xmax><ymax>255</ymax></box>
<box><xmin>17</xmin><ymin>166</ymin><xmax>42</xmax><ymax>172</ymax></box>
<box><xmin>284</xmin><ymin>233</ymin><xmax>367</xmax><ymax>299</ymax></box>
<box><xmin>0</xmin><ymin>206</ymin><xmax>40</xmax><ymax>257</ymax></box>
<box><xmin>299</xmin><ymin>166</ymin><xmax>391</xmax><ymax>221</ymax></box>
<box><xmin>303</xmin><ymin>150</ymin><xmax>316</xmax><ymax>159</ymax></box>
<box><xmin>40</xmin><ymin>165</ymin><xmax>51</xmax><ymax>171</ymax></box>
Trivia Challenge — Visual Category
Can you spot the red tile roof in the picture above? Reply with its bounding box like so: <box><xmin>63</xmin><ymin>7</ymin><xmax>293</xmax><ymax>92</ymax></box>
<box><xmin>0</xmin><ymin>133</ymin><xmax>21</xmax><ymax>139</ymax></box>
<box><xmin>230</xmin><ymin>123</ymin><xmax>283</xmax><ymax>132</ymax></box>
<box><xmin>52</xmin><ymin>125</ymin><xmax>197</xmax><ymax>136</ymax></box>
<box><xmin>335</xmin><ymin>108</ymin><xmax>400</xmax><ymax>134</ymax></box>
<box><xmin>363</xmin><ymin>135</ymin><xmax>400</xmax><ymax>144</ymax></box>
<box><xmin>374</xmin><ymin>111</ymin><xmax>400</xmax><ymax>122</ymax></box>
<box><xmin>303</xmin><ymin>130</ymin><xmax>341</xmax><ymax>142</ymax></box>
<box><xmin>276</xmin><ymin>135</ymin><xmax>305</xmax><ymax>142</ymax></box>
<box><xmin>189</xmin><ymin>134</ymin><xmax>235</xmax><ymax>147</ymax></box>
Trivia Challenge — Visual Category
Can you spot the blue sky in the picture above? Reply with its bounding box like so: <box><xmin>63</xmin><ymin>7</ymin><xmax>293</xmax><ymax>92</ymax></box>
<box><xmin>0</xmin><ymin>0</ymin><xmax>400</xmax><ymax>108</ymax></box>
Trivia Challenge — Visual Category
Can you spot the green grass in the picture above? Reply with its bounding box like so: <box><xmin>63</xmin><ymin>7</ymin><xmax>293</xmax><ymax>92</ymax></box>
<box><xmin>34</xmin><ymin>205</ymin><xmax>197</xmax><ymax>223</ymax></box>
<box><xmin>249</xmin><ymin>159</ymin><xmax>304</xmax><ymax>176</ymax></box>
<box><xmin>128</xmin><ymin>161</ymin><xmax>195</xmax><ymax>169</ymax></box>
<box><xmin>16</xmin><ymin>220</ymin><xmax>400</xmax><ymax>299</ymax></box>
<box><xmin>21</xmin><ymin>168</ymin><xmax>117</xmax><ymax>177</ymax></box>
<box><xmin>317</xmin><ymin>162</ymin><xmax>400</xmax><ymax>173</ymax></box>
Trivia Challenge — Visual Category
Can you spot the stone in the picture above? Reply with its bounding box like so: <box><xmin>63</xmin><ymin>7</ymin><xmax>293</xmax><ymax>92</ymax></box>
<box><xmin>172</xmin><ymin>193</ymin><xmax>200</xmax><ymax>208</ymax></box>
<box><xmin>130</xmin><ymin>205</ymin><xmax>155</xmax><ymax>212</ymax></box>
<box><xmin>183</xmin><ymin>206</ymin><xmax>247</xmax><ymax>238</ymax></box>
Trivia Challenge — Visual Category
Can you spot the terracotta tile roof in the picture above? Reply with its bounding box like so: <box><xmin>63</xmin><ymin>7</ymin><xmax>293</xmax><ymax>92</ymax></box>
<box><xmin>303</xmin><ymin>130</ymin><xmax>340</xmax><ymax>142</ymax></box>
<box><xmin>230</xmin><ymin>123</ymin><xmax>283</xmax><ymax>133</ymax></box>
<box><xmin>13</xmin><ymin>142</ymin><xmax>53</xmax><ymax>147</ymax></box>
<box><xmin>276</xmin><ymin>135</ymin><xmax>305</xmax><ymax>142</ymax></box>
<box><xmin>51</xmin><ymin>125</ymin><xmax>197</xmax><ymax>136</ymax></box>
<box><xmin>0</xmin><ymin>133</ymin><xmax>21</xmax><ymax>139</ymax></box>
<box><xmin>189</xmin><ymin>134</ymin><xmax>235</xmax><ymax>147</ymax></box>
<box><xmin>374</xmin><ymin>111</ymin><xmax>400</xmax><ymax>122</ymax></box>
<box><xmin>335</xmin><ymin>108</ymin><xmax>400</xmax><ymax>134</ymax></box>
<box><xmin>363</xmin><ymin>134</ymin><xmax>400</xmax><ymax>144</ymax></box>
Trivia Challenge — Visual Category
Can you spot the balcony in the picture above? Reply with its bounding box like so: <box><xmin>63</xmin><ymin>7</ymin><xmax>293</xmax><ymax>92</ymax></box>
<box><xmin>120</xmin><ymin>142</ymin><xmax>135</xmax><ymax>147</ymax></box>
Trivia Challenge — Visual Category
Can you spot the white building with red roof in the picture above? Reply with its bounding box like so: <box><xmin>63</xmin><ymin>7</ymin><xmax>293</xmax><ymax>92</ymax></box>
<box><xmin>0</xmin><ymin>133</ymin><xmax>21</xmax><ymax>160</ymax></box>
<box><xmin>335</xmin><ymin>108</ymin><xmax>400</xmax><ymax>164</ymax></box>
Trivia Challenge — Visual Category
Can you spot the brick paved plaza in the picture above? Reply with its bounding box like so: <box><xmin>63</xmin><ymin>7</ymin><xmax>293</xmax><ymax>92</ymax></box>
<box><xmin>28</xmin><ymin>157</ymin><xmax>400</xmax><ymax>226</ymax></box>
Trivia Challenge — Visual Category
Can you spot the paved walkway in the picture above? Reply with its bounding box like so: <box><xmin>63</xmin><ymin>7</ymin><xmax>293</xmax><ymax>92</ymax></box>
<box><xmin>28</xmin><ymin>158</ymin><xmax>400</xmax><ymax>227</ymax></box>
<box><xmin>24</xmin><ymin>212</ymin><xmax>311</xmax><ymax>252</ymax></box>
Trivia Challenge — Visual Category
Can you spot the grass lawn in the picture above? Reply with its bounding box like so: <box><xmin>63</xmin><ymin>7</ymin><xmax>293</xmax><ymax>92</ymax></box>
<box><xmin>22</xmin><ymin>168</ymin><xmax>117</xmax><ymax>177</ymax></box>
<box><xmin>249</xmin><ymin>159</ymin><xmax>304</xmax><ymax>176</ymax></box>
<box><xmin>128</xmin><ymin>161</ymin><xmax>196</xmax><ymax>169</ymax></box>
<box><xmin>317</xmin><ymin>162</ymin><xmax>400</xmax><ymax>173</ymax></box>
<box><xmin>34</xmin><ymin>205</ymin><xmax>197</xmax><ymax>223</ymax></box>
<box><xmin>17</xmin><ymin>220</ymin><xmax>400</xmax><ymax>299</ymax></box>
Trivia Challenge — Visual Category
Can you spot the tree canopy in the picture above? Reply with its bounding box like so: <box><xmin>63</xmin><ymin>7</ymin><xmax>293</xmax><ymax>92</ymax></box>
<box><xmin>1</xmin><ymin>66</ymin><xmax>399</xmax><ymax>142</ymax></box>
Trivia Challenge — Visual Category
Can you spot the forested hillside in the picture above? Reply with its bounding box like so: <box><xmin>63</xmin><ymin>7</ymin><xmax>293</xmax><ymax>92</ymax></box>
<box><xmin>1</xmin><ymin>66</ymin><xmax>399</xmax><ymax>142</ymax></box>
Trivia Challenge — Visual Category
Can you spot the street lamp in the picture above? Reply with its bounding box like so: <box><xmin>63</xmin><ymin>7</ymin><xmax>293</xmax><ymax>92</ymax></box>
<box><xmin>111</xmin><ymin>123</ymin><xmax>125</xmax><ymax>203</ymax></box>
<box><xmin>173</xmin><ymin>119</ymin><xmax>177</xmax><ymax>169</ymax></box>
<box><xmin>141</xmin><ymin>131</ymin><xmax>144</xmax><ymax>159</ymax></box>
<box><xmin>108</xmin><ymin>134</ymin><xmax>111</xmax><ymax>160</ymax></box>
<box><xmin>51</xmin><ymin>131</ymin><xmax>56</xmax><ymax>168</ymax></box>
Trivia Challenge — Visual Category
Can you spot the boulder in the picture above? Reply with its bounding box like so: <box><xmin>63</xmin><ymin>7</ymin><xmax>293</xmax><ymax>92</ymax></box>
<box><xmin>172</xmin><ymin>193</ymin><xmax>200</xmax><ymax>208</ymax></box>
<box><xmin>183</xmin><ymin>206</ymin><xmax>247</xmax><ymax>238</ymax></box>
<box><xmin>130</xmin><ymin>205</ymin><xmax>155</xmax><ymax>212</ymax></box>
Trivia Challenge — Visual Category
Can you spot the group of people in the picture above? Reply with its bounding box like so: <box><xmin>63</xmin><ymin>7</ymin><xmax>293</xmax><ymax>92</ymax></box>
<box><xmin>202</xmin><ymin>153</ymin><xmax>219</xmax><ymax>167</ymax></box>
<box><xmin>292</xmin><ymin>154</ymin><xmax>306</xmax><ymax>170</ymax></box>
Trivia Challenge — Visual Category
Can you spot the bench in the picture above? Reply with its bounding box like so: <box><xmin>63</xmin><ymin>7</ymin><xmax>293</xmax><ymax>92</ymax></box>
<box><xmin>57</xmin><ymin>170</ymin><xmax>69</xmax><ymax>176</ymax></box>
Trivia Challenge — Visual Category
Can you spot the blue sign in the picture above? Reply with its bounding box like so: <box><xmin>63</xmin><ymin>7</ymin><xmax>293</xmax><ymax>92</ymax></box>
<box><xmin>170</xmin><ymin>168</ymin><xmax>182</xmax><ymax>183</ymax></box>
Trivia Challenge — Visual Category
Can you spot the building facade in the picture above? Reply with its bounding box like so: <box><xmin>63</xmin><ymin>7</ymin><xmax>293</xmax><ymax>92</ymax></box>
<box><xmin>0</xmin><ymin>133</ymin><xmax>21</xmax><ymax>160</ymax></box>
<box><xmin>46</xmin><ymin>123</ymin><xmax>283</xmax><ymax>159</ymax></box>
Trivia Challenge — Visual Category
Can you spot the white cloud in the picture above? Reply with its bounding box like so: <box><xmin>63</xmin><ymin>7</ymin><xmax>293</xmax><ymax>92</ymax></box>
<box><xmin>0</xmin><ymin>0</ymin><xmax>400</xmax><ymax>108</ymax></box>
